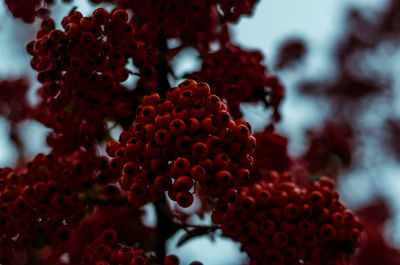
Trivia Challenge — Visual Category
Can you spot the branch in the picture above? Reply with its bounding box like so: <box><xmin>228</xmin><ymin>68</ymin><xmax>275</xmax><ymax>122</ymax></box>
<box><xmin>176</xmin><ymin>224</ymin><xmax>219</xmax><ymax>247</ymax></box>
<box><xmin>156</xmin><ymin>34</ymin><xmax>171</xmax><ymax>98</ymax></box>
<box><xmin>154</xmin><ymin>196</ymin><xmax>181</xmax><ymax>262</ymax></box>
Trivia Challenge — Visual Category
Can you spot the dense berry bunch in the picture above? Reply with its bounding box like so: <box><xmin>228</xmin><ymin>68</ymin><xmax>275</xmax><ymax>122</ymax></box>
<box><xmin>80</xmin><ymin>228</ymin><xmax>149</xmax><ymax>265</ymax></box>
<box><xmin>189</xmin><ymin>45</ymin><xmax>284</xmax><ymax>119</ymax></box>
<box><xmin>60</xmin><ymin>204</ymin><xmax>153</xmax><ymax>265</ymax></box>
<box><xmin>27</xmin><ymin>9</ymin><xmax>155</xmax><ymax>153</ymax></box>
<box><xmin>215</xmin><ymin>172</ymin><xmax>362</xmax><ymax>265</ymax></box>
<box><xmin>106</xmin><ymin>80</ymin><xmax>256</xmax><ymax>208</ymax></box>
<box><xmin>253</xmin><ymin>125</ymin><xmax>291</xmax><ymax>177</ymax></box>
<box><xmin>0</xmin><ymin>151</ymin><xmax>110</xmax><ymax>264</ymax></box>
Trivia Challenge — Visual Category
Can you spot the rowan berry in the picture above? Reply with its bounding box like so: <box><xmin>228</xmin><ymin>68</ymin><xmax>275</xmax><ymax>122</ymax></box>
<box><xmin>320</xmin><ymin>224</ymin><xmax>336</xmax><ymax>241</ymax></box>
<box><xmin>191</xmin><ymin>142</ymin><xmax>208</xmax><ymax>159</ymax></box>
<box><xmin>173</xmin><ymin>176</ymin><xmax>193</xmax><ymax>192</ymax></box>
<box><xmin>298</xmin><ymin>220</ymin><xmax>313</xmax><ymax>236</ymax></box>
<box><xmin>175</xmin><ymin>136</ymin><xmax>193</xmax><ymax>153</ymax></box>
<box><xmin>129</xmin><ymin>183</ymin><xmax>146</xmax><ymax>200</ymax></box>
<box><xmin>215</xmin><ymin>170</ymin><xmax>233</xmax><ymax>186</ymax></box>
<box><xmin>308</xmin><ymin>191</ymin><xmax>325</xmax><ymax>208</ymax></box>
<box><xmin>92</xmin><ymin>8</ymin><xmax>109</xmax><ymax>24</ymax></box>
<box><xmin>164</xmin><ymin>254</ymin><xmax>180</xmax><ymax>265</ymax></box>
<box><xmin>176</xmin><ymin>191</ymin><xmax>194</xmax><ymax>208</ymax></box>
<box><xmin>283</xmin><ymin>203</ymin><xmax>300</xmax><ymax>220</ymax></box>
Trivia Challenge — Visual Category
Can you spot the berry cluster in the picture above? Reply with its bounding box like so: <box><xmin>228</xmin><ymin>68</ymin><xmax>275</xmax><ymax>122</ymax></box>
<box><xmin>301</xmin><ymin>122</ymin><xmax>354</xmax><ymax>178</ymax></box>
<box><xmin>4</xmin><ymin>0</ymin><xmax>75</xmax><ymax>23</ymax></box>
<box><xmin>214</xmin><ymin>172</ymin><xmax>362</xmax><ymax>265</ymax></box>
<box><xmin>81</xmin><ymin>228</ymin><xmax>149</xmax><ymax>265</ymax></box>
<box><xmin>27</xmin><ymin>9</ymin><xmax>155</xmax><ymax>153</ymax></box>
<box><xmin>5</xmin><ymin>0</ymin><xmax>43</xmax><ymax>23</ymax></box>
<box><xmin>0</xmin><ymin>78</ymin><xmax>30</xmax><ymax>124</ymax></box>
<box><xmin>106</xmin><ymin>80</ymin><xmax>256</xmax><ymax>208</ymax></box>
<box><xmin>117</xmin><ymin>0</ymin><xmax>219</xmax><ymax>50</ymax></box>
<box><xmin>253</xmin><ymin>125</ymin><xmax>291</xmax><ymax>177</ymax></box>
<box><xmin>189</xmin><ymin>45</ymin><xmax>284</xmax><ymax>119</ymax></box>
<box><xmin>59</xmin><ymin>204</ymin><xmax>153</xmax><ymax>265</ymax></box>
<box><xmin>0</xmin><ymin>151</ymin><xmax>108</xmax><ymax>264</ymax></box>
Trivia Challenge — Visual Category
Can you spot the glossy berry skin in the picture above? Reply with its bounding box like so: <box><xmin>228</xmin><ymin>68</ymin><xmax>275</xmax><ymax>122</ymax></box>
<box><xmin>107</xmin><ymin>80</ymin><xmax>256</xmax><ymax>208</ymax></box>
<box><xmin>217</xmin><ymin>172</ymin><xmax>363</xmax><ymax>265</ymax></box>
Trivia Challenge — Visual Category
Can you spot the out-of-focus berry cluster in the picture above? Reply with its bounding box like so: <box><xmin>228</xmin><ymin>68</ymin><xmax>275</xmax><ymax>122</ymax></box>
<box><xmin>5</xmin><ymin>0</ymin><xmax>46</xmax><ymax>23</ymax></box>
<box><xmin>106</xmin><ymin>80</ymin><xmax>256</xmax><ymax>208</ymax></box>
<box><xmin>253</xmin><ymin>125</ymin><xmax>291</xmax><ymax>177</ymax></box>
<box><xmin>189</xmin><ymin>45</ymin><xmax>284</xmax><ymax>119</ymax></box>
<box><xmin>354</xmin><ymin>200</ymin><xmax>400</xmax><ymax>265</ymax></box>
<box><xmin>300</xmin><ymin>122</ymin><xmax>354</xmax><ymax>180</ymax></box>
<box><xmin>0</xmin><ymin>78</ymin><xmax>30</xmax><ymax>124</ymax></box>
<box><xmin>274</xmin><ymin>39</ymin><xmax>306</xmax><ymax>70</ymax></box>
<box><xmin>214</xmin><ymin>172</ymin><xmax>362</xmax><ymax>265</ymax></box>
